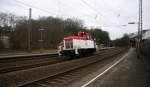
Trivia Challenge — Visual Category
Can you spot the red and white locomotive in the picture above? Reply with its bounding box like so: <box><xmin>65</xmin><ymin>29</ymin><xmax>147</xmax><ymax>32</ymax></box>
<box><xmin>58</xmin><ymin>32</ymin><xmax>96</xmax><ymax>56</ymax></box>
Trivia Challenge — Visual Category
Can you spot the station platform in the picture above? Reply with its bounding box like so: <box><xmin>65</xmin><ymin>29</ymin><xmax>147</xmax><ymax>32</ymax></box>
<box><xmin>0</xmin><ymin>49</ymin><xmax>57</xmax><ymax>58</ymax></box>
<box><xmin>87</xmin><ymin>48</ymin><xmax>150</xmax><ymax>87</ymax></box>
<box><xmin>0</xmin><ymin>47</ymin><xmax>111</xmax><ymax>58</ymax></box>
<box><xmin>66</xmin><ymin>48</ymin><xmax>150</xmax><ymax>87</ymax></box>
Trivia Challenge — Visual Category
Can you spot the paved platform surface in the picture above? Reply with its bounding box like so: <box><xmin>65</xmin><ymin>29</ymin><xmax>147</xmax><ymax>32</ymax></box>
<box><xmin>65</xmin><ymin>48</ymin><xmax>150</xmax><ymax>87</ymax></box>
<box><xmin>86</xmin><ymin>48</ymin><xmax>150</xmax><ymax>87</ymax></box>
<box><xmin>0</xmin><ymin>49</ymin><xmax>57</xmax><ymax>58</ymax></box>
<box><xmin>0</xmin><ymin>47</ymin><xmax>113</xmax><ymax>58</ymax></box>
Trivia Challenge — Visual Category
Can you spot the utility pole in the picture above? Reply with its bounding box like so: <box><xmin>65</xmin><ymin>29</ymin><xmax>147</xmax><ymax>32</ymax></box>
<box><xmin>139</xmin><ymin>0</ymin><xmax>143</xmax><ymax>41</ymax></box>
<box><xmin>128</xmin><ymin>0</ymin><xmax>143</xmax><ymax>58</ymax></box>
<box><xmin>137</xmin><ymin>0</ymin><xmax>143</xmax><ymax>58</ymax></box>
<box><xmin>28</xmin><ymin>8</ymin><xmax>32</xmax><ymax>52</ymax></box>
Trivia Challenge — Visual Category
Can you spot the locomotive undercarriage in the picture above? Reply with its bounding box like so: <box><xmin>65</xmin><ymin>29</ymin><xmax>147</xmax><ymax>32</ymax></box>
<box><xmin>59</xmin><ymin>48</ymin><xmax>96</xmax><ymax>57</ymax></box>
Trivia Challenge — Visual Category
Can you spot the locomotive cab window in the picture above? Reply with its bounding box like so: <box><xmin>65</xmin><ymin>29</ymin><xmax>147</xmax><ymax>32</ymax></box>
<box><xmin>65</xmin><ymin>40</ymin><xmax>73</xmax><ymax>49</ymax></box>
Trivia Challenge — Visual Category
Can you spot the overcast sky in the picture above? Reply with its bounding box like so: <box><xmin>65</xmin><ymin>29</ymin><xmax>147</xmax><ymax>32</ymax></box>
<box><xmin>0</xmin><ymin>0</ymin><xmax>150</xmax><ymax>40</ymax></box>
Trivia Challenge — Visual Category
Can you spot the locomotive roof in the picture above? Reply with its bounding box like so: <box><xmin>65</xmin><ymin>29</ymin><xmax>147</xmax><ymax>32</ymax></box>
<box><xmin>64</xmin><ymin>32</ymin><xmax>92</xmax><ymax>40</ymax></box>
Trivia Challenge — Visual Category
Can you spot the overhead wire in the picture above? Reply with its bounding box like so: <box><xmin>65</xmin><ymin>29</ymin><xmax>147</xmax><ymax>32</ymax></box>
<box><xmin>14</xmin><ymin>0</ymin><xmax>57</xmax><ymax>15</ymax></box>
<box><xmin>15</xmin><ymin>0</ymin><xmax>97</xmax><ymax>19</ymax></box>
<box><xmin>14</xmin><ymin>0</ymin><xmax>121</xmax><ymax>28</ymax></box>
<box><xmin>53</xmin><ymin>0</ymin><xmax>98</xmax><ymax>19</ymax></box>
<box><xmin>80</xmin><ymin>0</ymin><xmax>103</xmax><ymax>17</ymax></box>
<box><xmin>80</xmin><ymin>0</ymin><xmax>123</xmax><ymax>27</ymax></box>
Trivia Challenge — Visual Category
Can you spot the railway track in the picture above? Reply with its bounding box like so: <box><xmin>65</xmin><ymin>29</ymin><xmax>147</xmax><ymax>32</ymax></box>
<box><xmin>23</xmin><ymin>48</ymin><xmax>127</xmax><ymax>87</ymax></box>
<box><xmin>0</xmin><ymin>47</ymin><xmax>128</xmax><ymax>87</ymax></box>
<box><xmin>0</xmin><ymin>48</ymin><xmax>114</xmax><ymax>74</ymax></box>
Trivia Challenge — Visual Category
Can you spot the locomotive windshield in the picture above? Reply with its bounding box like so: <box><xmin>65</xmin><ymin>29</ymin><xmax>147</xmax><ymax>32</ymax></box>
<box><xmin>65</xmin><ymin>40</ymin><xmax>73</xmax><ymax>49</ymax></box>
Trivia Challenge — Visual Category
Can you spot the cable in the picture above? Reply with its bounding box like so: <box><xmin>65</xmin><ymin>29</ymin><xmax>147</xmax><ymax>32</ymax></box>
<box><xmin>14</xmin><ymin>0</ymin><xmax>57</xmax><ymax>15</ymax></box>
<box><xmin>56</xmin><ymin>0</ymin><xmax>96</xmax><ymax>18</ymax></box>
<box><xmin>80</xmin><ymin>0</ymin><xmax>103</xmax><ymax>16</ymax></box>
<box><xmin>80</xmin><ymin>0</ymin><xmax>119</xmax><ymax>26</ymax></box>
<box><xmin>14</xmin><ymin>0</ymin><xmax>118</xmax><ymax>27</ymax></box>
<box><xmin>80</xmin><ymin>0</ymin><xmax>112</xmax><ymax>23</ymax></box>
<box><xmin>15</xmin><ymin>0</ymin><xmax>95</xmax><ymax>19</ymax></box>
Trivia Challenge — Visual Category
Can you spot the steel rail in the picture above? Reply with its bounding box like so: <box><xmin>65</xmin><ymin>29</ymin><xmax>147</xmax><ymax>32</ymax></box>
<box><xmin>0</xmin><ymin>48</ymin><xmax>126</xmax><ymax>87</ymax></box>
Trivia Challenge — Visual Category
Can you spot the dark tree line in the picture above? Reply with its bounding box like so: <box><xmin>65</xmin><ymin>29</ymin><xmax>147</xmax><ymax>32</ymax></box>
<box><xmin>89</xmin><ymin>28</ymin><xmax>110</xmax><ymax>45</ymax></box>
<box><xmin>0</xmin><ymin>12</ymin><xmax>110</xmax><ymax>50</ymax></box>
<box><xmin>112</xmin><ymin>34</ymin><xmax>130</xmax><ymax>47</ymax></box>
